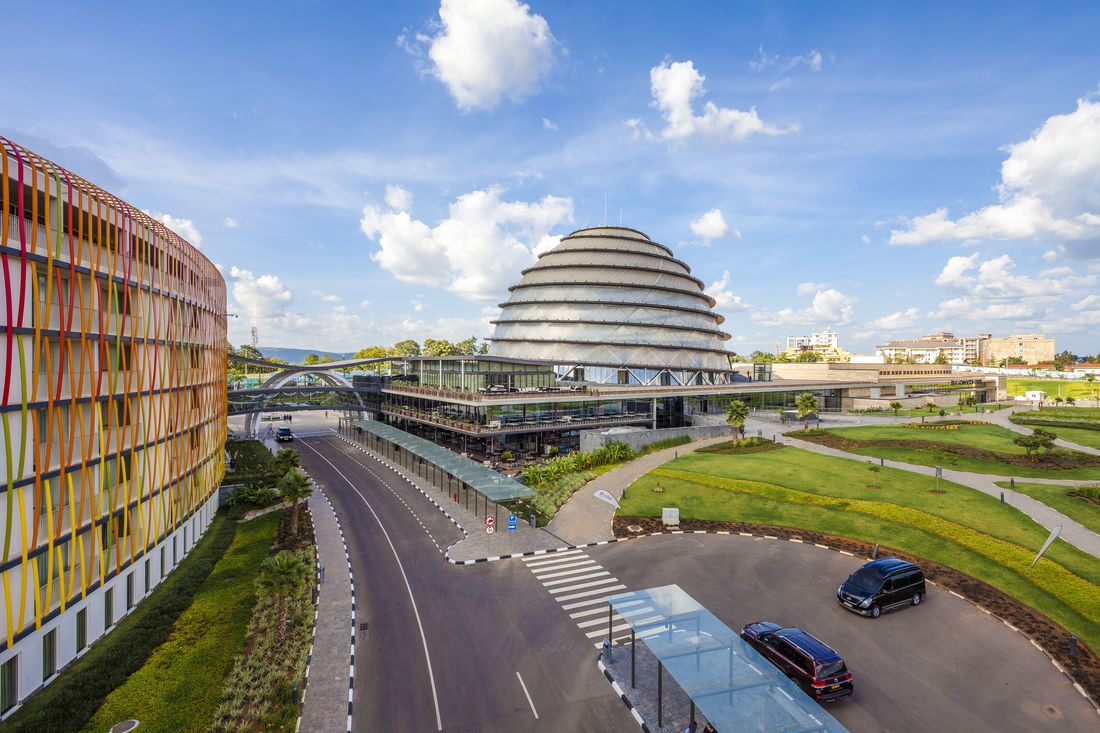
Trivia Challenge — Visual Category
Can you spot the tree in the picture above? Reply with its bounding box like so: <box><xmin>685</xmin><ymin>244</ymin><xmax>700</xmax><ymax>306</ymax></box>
<box><xmin>256</xmin><ymin>551</ymin><xmax>307</xmax><ymax>641</ymax></box>
<box><xmin>795</xmin><ymin>351</ymin><xmax>821</xmax><ymax>363</ymax></box>
<box><xmin>889</xmin><ymin>401</ymin><xmax>903</xmax><ymax>416</ymax></box>
<box><xmin>423</xmin><ymin>338</ymin><xmax>459</xmax><ymax>356</ymax></box>
<box><xmin>273</xmin><ymin>448</ymin><xmax>301</xmax><ymax>476</ymax></box>
<box><xmin>726</xmin><ymin>399</ymin><xmax>749</xmax><ymax>438</ymax></box>
<box><xmin>795</xmin><ymin>392</ymin><xmax>818</xmax><ymax>430</ymax></box>
<box><xmin>277</xmin><ymin>468</ymin><xmax>313</xmax><ymax>537</ymax></box>
<box><xmin>1066</xmin><ymin>396</ymin><xmax>1076</xmax><ymax>405</ymax></box>
<box><xmin>303</xmin><ymin>353</ymin><xmax>333</xmax><ymax>365</ymax></box>
<box><xmin>750</xmin><ymin>350</ymin><xmax>775</xmax><ymax>363</ymax></box>
<box><xmin>1033</xmin><ymin>428</ymin><xmax>1058</xmax><ymax>454</ymax></box>
<box><xmin>1053</xmin><ymin>396</ymin><xmax>1064</xmax><ymax>406</ymax></box>
<box><xmin>454</xmin><ymin>336</ymin><xmax>479</xmax><ymax>355</ymax></box>
<box><xmin>926</xmin><ymin>401</ymin><xmax>937</xmax><ymax>413</ymax></box>
<box><xmin>391</xmin><ymin>339</ymin><xmax>421</xmax><ymax>357</ymax></box>
<box><xmin>1013</xmin><ymin>433</ymin><xmax>1042</xmax><ymax>462</ymax></box>
<box><xmin>934</xmin><ymin>351</ymin><xmax>948</xmax><ymax>364</ymax></box>
<box><xmin>238</xmin><ymin>344</ymin><xmax>264</xmax><ymax>361</ymax></box>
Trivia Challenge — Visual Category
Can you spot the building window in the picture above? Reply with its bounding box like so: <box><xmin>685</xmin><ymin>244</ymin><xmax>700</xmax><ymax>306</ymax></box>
<box><xmin>160</xmin><ymin>546</ymin><xmax>166</xmax><ymax>578</ymax></box>
<box><xmin>144</xmin><ymin>559</ymin><xmax>151</xmax><ymax>593</ymax></box>
<box><xmin>104</xmin><ymin>587</ymin><xmax>114</xmax><ymax>628</ymax></box>
<box><xmin>76</xmin><ymin>608</ymin><xmax>87</xmax><ymax>652</ymax></box>
<box><xmin>126</xmin><ymin>573</ymin><xmax>134</xmax><ymax>610</ymax></box>
<box><xmin>1</xmin><ymin>656</ymin><xmax>16</xmax><ymax>714</ymax></box>
<box><xmin>42</xmin><ymin>628</ymin><xmax>57</xmax><ymax>680</ymax></box>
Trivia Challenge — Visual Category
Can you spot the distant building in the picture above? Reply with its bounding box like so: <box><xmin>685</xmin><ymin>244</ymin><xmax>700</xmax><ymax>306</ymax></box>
<box><xmin>876</xmin><ymin>338</ymin><xmax>964</xmax><ymax>364</ymax></box>
<box><xmin>982</xmin><ymin>334</ymin><xmax>1056</xmax><ymax>366</ymax></box>
<box><xmin>783</xmin><ymin>329</ymin><xmax>852</xmax><ymax>362</ymax></box>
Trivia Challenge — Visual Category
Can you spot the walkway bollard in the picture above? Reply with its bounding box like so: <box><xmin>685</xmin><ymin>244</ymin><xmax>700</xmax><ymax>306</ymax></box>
<box><xmin>603</xmin><ymin>638</ymin><xmax>612</xmax><ymax>664</ymax></box>
<box><xmin>1010</xmin><ymin>477</ymin><xmax>1015</xmax><ymax>488</ymax></box>
<box><xmin>1000</xmin><ymin>492</ymin><xmax>1004</xmax><ymax>505</ymax></box>
<box><xmin>1071</xmin><ymin>634</ymin><xmax>1078</xmax><ymax>659</ymax></box>
<box><xmin>880</xmin><ymin>457</ymin><xmax>884</xmax><ymax>466</ymax></box>
<box><xmin>872</xmin><ymin>543</ymin><xmax>879</xmax><ymax>559</ymax></box>
<box><xmin>530</xmin><ymin>513</ymin><xmax>537</xmax><ymax>529</ymax></box>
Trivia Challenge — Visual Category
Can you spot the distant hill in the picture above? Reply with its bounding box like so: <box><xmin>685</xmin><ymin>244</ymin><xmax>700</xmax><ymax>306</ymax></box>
<box><xmin>258</xmin><ymin>346</ymin><xmax>353</xmax><ymax>364</ymax></box>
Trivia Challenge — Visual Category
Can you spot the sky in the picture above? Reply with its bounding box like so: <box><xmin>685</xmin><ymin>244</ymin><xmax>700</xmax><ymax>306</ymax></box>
<box><xmin>4</xmin><ymin>0</ymin><xmax>1100</xmax><ymax>356</ymax></box>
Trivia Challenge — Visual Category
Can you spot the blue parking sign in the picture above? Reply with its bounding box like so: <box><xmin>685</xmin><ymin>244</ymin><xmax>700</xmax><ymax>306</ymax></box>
<box><xmin>507</xmin><ymin>514</ymin><xmax>518</xmax><ymax>532</ymax></box>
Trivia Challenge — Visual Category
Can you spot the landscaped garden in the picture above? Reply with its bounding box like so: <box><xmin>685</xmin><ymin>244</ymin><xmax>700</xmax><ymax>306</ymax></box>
<box><xmin>616</xmin><ymin>443</ymin><xmax>1100</xmax><ymax>696</ymax></box>
<box><xmin>794</xmin><ymin>421</ymin><xmax>1100</xmax><ymax>479</ymax></box>
<box><xmin>996</xmin><ymin>481</ymin><xmax>1100</xmax><ymax>537</ymax></box>
<box><xmin>851</xmin><ymin>402</ymin><xmax>1015</xmax><ymax>418</ymax></box>
<box><xmin>1011</xmin><ymin>407</ymin><xmax>1100</xmax><ymax>450</ymax></box>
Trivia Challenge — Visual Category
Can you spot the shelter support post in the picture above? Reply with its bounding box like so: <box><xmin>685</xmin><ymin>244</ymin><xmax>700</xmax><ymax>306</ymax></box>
<box><xmin>657</xmin><ymin>661</ymin><xmax>663</xmax><ymax>728</ymax></box>
<box><xmin>631</xmin><ymin>628</ymin><xmax>636</xmax><ymax>689</ymax></box>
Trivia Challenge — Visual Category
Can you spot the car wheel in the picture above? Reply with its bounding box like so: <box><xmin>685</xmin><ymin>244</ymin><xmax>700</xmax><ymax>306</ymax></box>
<box><xmin>912</xmin><ymin>592</ymin><xmax>922</xmax><ymax>606</ymax></box>
<box><xmin>870</xmin><ymin>604</ymin><xmax>881</xmax><ymax>618</ymax></box>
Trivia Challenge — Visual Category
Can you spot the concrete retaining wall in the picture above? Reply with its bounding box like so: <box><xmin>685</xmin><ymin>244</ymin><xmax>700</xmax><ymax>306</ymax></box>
<box><xmin>579</xmin><ymin>424</ymin><xmax>733</xmax><ymax>453</ymax></box>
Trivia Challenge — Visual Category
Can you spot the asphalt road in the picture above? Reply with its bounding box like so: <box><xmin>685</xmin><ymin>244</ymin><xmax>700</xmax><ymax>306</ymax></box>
<box><xmin>591</xmin><ymin>532</ymin><xmax>1098</xmax><ymax>733</ymax></box>
<box><xmin>297</xmin><ymin>436</ymin><xmax>638</xmax><ymax>733</ymax></box>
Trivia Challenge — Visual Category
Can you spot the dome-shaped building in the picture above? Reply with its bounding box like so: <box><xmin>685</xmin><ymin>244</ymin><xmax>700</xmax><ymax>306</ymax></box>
<box><xmin>489</xmin><ymin>226</ymin><xmax>735</xmax><ymax>382</ymax></box>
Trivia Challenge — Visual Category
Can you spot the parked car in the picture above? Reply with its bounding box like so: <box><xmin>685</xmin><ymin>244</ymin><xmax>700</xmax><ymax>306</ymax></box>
<box><xmin>837</xmin><ymin>557</ymin><xmax>926</xmax><ymax>618</ymax></box>
<box><xmin>740</xmin><ymin>621</ymin><xmax>854</xmax><ymax>701</ymax></box>
<box><xmin>275</xmin><ymin>426</ymin><xmax>294</xmax><ymax>442</ymax></box>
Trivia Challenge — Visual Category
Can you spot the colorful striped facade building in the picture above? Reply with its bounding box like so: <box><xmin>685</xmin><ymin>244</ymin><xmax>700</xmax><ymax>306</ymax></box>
<box><xmin>0</xmin><ymin>136</ymin><xmax>227</xmax><ymax>717</ymax></box>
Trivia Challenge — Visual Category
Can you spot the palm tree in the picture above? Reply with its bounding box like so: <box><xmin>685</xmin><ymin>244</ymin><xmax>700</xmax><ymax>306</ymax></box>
<box><xmin>925</xmin><ymin>401</ymin><xmax>936</xmax><ymax>413</ymax></box>
<box><xmin>273</xmin><ymin>448</ymin><xmax>301</xmax><ymax>476</ymax></box>
<box><xmin>1066</xmin><ymin>396</ymin><xmax>1076</xmax><ymax>406</ymax></box>
<box><xmin>889</xmin><ymin>401</ymin><xmax>902</xmax><ymax>416</ymax></box>
<box><xmin>795</xmin><ymin>392</ymin><xmax>818</xmax><ymax>431</ymax></box>
<box><xmin>278</xmin><ymin>468</ymin><xmax>313</xmax><ymax>538</ymax></box>
<box><xmin>726</xmin><ymin>399</ymin><xmax>749</xmax><ymax>438</ymax></box>
<box><xmin>1054</xmin><ymin>396</ymin><xmax>1064</xmax><ymax>407</ymax></box>
<box><xmin>256</xmin><ymin>551</ymin><xmax>307</xmax><ymax>641</ymax></box>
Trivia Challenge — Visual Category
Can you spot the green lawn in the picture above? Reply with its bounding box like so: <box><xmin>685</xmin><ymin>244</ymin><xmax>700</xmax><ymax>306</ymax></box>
<box><xmin>1008</xmin><ymin>378</ymin><xmax>1099</xmax><ymax>401</ymax></box>
<box><xmin>820</xmin><ymin>422</ymin><xmax>1100</xmax><ymax>479</ymax></box>
<box><xmin>886</xmin><ymin>403</ymin><xmax>1015</xmax><ymax>418</ymax></box>
<box><xmin>996</xmin><ymin>481</ymin><xmax>1100</xmax><ymax>537</ymax></box>
<box><xmin>1052</xmin><ymin>426</ymin><xmax>1100</xmax><ymax>451</ymax></box>
<box><xmin>620</xmin><ymin>446</ymin><xmax>1100</xmax><ymax>654</ymax></box>
<box><xmin>81</xmin><ymin>511</ymin><xmax>283</xmax><ymax>733</ymax></box>
<box><xmin>1009</xmin><ymin>408</ymin><xmax>1100</xmax><ymax>450</ymax></box>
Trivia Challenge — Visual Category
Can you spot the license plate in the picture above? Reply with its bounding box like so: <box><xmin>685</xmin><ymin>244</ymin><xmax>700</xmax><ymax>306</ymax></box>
<box><xmin>830</xmin><ymin>684</ymin><xmax>840</xmax><ymax>690</ymax></box>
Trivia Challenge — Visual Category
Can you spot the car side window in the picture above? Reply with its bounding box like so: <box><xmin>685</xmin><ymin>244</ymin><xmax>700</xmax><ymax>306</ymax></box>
<box><xmin>896</xmin><ymin>571</ymin><xmax>918</xmax><ymax>589</ymax></box>
<box><xmin>883</xmin><ymin>578</ymin><xmax>896</xmax><ymax>593</ymax></box>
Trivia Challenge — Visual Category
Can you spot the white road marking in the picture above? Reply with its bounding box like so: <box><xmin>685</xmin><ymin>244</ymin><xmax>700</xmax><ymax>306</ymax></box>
<box><xmin>576</xmin><ymin>614</ymin><xmax>625</xmax><ymax>629</ymax></box>
<box><xmin>522</xmin><ymin>551</ymin><xmax>585</xmax><ymax>568</ymax></box>
<box><xmin>540</xmin><ymin>571</ymin><xmax>611</xmax><ymax>588</ymax></box>
<box><xmin>298</xmin><ymin>440</ymin><xmax>444</xmax><ymax>732</ymax></box>
<box><xmin>516</xmin><ymin>671</ymin><xmax>539</xmax><ymax>719</ymax></box>
<box><xmin>530</xmin><ymin>561</ymin><xmax>600</xmax><ymax>579</ymax></box>
<box><xmin>570</xmin><ymin>606</ymin><xmax>617</xmax><ymax>619</ymax></box>
<box><xmin>562</xmin><ymin>596</ymin><xmax>615</xmax><ymax>611</ymax></box>
<box><xmin>550</xmin><ymin>577</ymin><xmax>624</xmax><ymax>595</ymax></box>
<box><xmin>585</xmin><ymin>622</ymin><xmax>634</xmax><ymax>639</ymax></box>
<box><xmin>555</xmin><ymin>584</ymin><xmax>627</xmax><ymax>602</ymax></box>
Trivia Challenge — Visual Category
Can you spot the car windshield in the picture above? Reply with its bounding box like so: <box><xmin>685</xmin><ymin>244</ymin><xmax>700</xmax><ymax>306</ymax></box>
<box><xmin>816</xmin><ymin>660</ymin><xmax>847</xmax><ymax>679</ymax></box>
<box><xmin>845</xmin><ymin>570</ymin><xmax>883</xmax><ymax>595</ymax></box>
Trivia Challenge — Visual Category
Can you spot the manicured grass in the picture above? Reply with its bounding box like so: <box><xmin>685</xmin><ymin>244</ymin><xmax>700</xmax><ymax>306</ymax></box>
<box><xmin>1010</xmin><ymin>408</ymin><xmax>1100</xmax><ymax>450</ymax></box>
<box><xmin>996</xmin><ymin>481</ymin><xmax>1100</xmax><ymax>537</ymax></box>
<box><xmin>1008</xmin><ymin>378</ymin><xmax>1099</xmax><ymax>401</ymax></box>
<box><xmin>822</xmin><ymin>422</ymin><xmax>1100</xmax><ymax>479</ymax></box>
<box><xmin>1016</xmin><ymin>407</ymin><xmax>1100</xmax><ymax>420</ymax></box>
<box><xmin>887</xmin><ymin>402</ymin><xmax>1015</xmax><ymax>418</ymax></box>
<box><xmin>80</xmin><ymin>511</ymin><xmax>283</xmax><ymax>733</ymax></box>
<box><xmin>619</xmin><ymin>446</ymin><xmax>1100</xmax><ymax>653</ymax></box>
<box><xmin>224</xmin><ymin>439</ymin><xmax>282</xmax><ymax>486</ymax></box>
<box><xmin>1052</xmin><ymin>426</ymin><xmax>1100</xmax><ymax>450</ymax></box>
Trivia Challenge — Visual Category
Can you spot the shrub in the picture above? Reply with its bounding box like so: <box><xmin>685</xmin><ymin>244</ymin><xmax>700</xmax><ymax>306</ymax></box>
<box><xmin>639</xmin><ymin>435</ymin><xmax>692</xmax><ymax>455</ymax></box>
<box><xmin>227</xmin><ymin>483</ymin><xmax>279</xmax><ymax>509</ymax></box>
<box><xmin>5</xmin><ymin>515</ymin><xmax>238</xmax><ymax>733</ymax></box>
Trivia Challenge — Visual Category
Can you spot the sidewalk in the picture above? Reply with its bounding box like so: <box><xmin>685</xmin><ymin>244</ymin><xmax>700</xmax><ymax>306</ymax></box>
<box><xmin>969</xmin><ymin>407</ymin><xmax>1100</xmax><ymax>456</ymax></box>
<box><xmin>548</xmin><ymin>433</ymin><xmax>732</xmax><ymax>545</ymax></box>
<box><xmin>299</xmin><ymin>490</ymin><xmax>355</xmax><ymax>733</ymax></box>
<box><xmin>781</xmin><ymin>432</ymin><xmax>1100</xmax><ymax>560</ymax></box>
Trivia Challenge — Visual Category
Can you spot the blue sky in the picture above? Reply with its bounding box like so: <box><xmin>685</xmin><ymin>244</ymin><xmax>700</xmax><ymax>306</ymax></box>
<box><xmin>4</xmin><ymin>0</ymin><xmax>1099</xmax><ymax>355</ymax></box>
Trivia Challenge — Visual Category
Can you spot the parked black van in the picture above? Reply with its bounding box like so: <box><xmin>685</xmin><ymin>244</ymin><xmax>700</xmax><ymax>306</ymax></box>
<box><xmin>837</xmin><ymin>557</ymin><xmax>926</xmax><ymax>618</ymax></box>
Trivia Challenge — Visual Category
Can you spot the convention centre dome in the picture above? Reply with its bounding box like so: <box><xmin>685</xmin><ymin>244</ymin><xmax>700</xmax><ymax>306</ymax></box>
<box><xmin>489</xmin><ymin>226</ymin><xmax>733</xmax><ymax>371</ymax></box>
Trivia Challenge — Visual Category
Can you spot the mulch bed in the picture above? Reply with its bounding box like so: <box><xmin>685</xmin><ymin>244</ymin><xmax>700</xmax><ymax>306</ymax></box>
<box><xmin>613</xmin><ymin>515</ymin><xmax>1100</xmax><ymax>706</ymax></box>
<box><xmin>796</xmin><ymin>432</ymin><xmax>1100</xmax><ymax>470</ymax></box>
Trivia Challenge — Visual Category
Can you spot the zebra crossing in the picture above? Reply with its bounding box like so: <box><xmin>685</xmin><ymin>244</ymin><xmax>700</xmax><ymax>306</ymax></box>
<box><xmin>521</xmin><ymin>550</ymin><xmax>661</xmax><ymax>646</ymax></box>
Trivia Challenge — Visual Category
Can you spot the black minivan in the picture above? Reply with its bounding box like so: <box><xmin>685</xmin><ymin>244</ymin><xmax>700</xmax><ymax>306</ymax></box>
<box><xmin>837</xmin><ymin>557</ymin><xmax>926</xmax><ymax>618</ymax></box>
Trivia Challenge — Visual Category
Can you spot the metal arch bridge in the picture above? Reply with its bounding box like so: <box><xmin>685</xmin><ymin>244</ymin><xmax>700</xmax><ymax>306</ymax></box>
<box><xmin>227</xmin><ymin>353</ymin><xmax>391</xmax><ymax>436</ymax></box>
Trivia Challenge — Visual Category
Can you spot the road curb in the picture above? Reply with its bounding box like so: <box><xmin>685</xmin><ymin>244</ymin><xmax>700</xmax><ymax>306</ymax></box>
<box><xmin>597</xmin><ymin>656</ymin><xmax>651</xmax><ymax>732</ymax></box>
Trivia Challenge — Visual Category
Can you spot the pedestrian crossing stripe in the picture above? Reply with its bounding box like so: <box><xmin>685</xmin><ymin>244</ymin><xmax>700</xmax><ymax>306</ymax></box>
<box><xmin>522</xmin><ymin>551</ymin><xmax>633</xmax><ymax>646</ymax></box>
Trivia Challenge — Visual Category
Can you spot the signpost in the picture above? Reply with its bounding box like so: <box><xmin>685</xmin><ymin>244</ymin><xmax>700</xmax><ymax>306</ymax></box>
<box><xmin>485</xmin><ymin>516</ymin><xmax>495</xmax><ymax>535</ymax></box>
<box><xmin>507</xmin><ymin>514</ymin><xmax>518</xmax><ymax>532</ymax></box>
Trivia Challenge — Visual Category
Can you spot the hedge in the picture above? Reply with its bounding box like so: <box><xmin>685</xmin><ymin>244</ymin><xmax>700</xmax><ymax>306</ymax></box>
<box><xmin>4</xmin><ymin>514</ymin><xmax>238</xmax><ymax>733</ymax></box>
<box><xmin>1012</xmin><ymin>418</ymin><xmax>1100</xmax><ymax>432</ymax></box>
<box><xmin>652</xmin><ymin>467</ymin><xmax>1100</xmax><ymax>625</ymax></box>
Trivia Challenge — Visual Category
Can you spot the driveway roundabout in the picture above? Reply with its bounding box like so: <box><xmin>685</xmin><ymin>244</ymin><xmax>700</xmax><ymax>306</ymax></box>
<box><xmin>588</xmin><ymin>532</ymin><xmax>1098</xmax><ymax>733</ymax></box>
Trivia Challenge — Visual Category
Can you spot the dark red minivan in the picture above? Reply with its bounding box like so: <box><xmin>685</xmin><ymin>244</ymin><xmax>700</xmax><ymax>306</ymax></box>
<box><xmin>740</xmin><ymin>621</ymin><xmax>854</xmax><ymax>701</ymax></box>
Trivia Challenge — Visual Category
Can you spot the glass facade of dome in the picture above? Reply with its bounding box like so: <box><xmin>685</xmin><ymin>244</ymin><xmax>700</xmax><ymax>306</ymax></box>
<box><xmin>489</xmin><ymin>227</ymin><xmax>733</xmax><ymax>371</ymax></box>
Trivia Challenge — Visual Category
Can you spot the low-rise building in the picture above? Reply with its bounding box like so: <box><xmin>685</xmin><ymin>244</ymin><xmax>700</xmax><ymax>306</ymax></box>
<box><xmin>982</xmin><ymin>333</ymin><xmax>1055</xmax><ymax>366</ymax></box>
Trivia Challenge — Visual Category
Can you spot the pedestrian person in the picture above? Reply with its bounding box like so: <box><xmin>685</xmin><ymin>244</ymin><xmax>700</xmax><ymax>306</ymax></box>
<box><xmin>702</xmin><ymin>724</ymin><xmax>717</xmax><ymax>733</ymax></box>
<box><xmin>683</xmin><ymin>723</ymin><xmax>697</xmax><ymax>733</ymax></box>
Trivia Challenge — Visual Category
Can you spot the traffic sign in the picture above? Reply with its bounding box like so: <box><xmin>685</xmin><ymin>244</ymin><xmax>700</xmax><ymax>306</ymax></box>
<box><xmin>507</xmin><ymin>514</ymin><xmax>517</xmax><ymax>532</ymax></box>
<box><xmin>485</xmin><ymin>516</ymin><xmax>496</xmax><ymax>527</ymax></box>
<box><xmin>485</xmin><ymin>525</ymin><xmax>495</xmax><ymax>535</ymax></box>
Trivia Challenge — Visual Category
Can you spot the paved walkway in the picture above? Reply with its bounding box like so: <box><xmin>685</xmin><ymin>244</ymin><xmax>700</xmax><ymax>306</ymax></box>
<box><xmin>548</xmin><ymin>433</ymin><xmax>733</xmax><ymax>545</ymax></box>
<box><xmin>299</xmin><ymin>489</ymin><xmax>355</xmax><ymax>733</ymax></box>
<box><xmin>969</xmin><ymin>406</ymin><xmax>1100</xmax><ymax>456</ymax></box>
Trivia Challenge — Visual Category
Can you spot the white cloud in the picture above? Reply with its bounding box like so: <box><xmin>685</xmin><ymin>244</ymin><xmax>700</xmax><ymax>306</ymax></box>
<box><xmin>860</xmin><ymin>234</ymin><xmax>872</xmax><ymax>245</ymax></box>
<box><xmin>411</xmin><ymin>297</ymin><xmax>427</xmax><ymax>313</ymax></box>
<box><xmin>705</xmin><ymin>270</ymin><xmax>750</xmax><ymax>313</ymax></box>
<box><xmin>934</xmin><ymin>253</ymin><xmax>980</xmax><ymax>289</ymax></box>
<box><xmin>690</xmin><ymin>208</ymin><xmax>736</xmax><ymax>240</ymax></box>
<box><xmin>384</xmin><ymin>184</ymin><xmax>412</xmax><ymax>210</ymax></box>
<box><xmin>1071</xmin><ymin>294</ymin><xmax>1100</xmax><ymax>311</ymax></box>
<box><xmin>750</xmin><ymin>45</ymin><xmax>825</xmax><ymax>73</ymax></box>
<box><xmin>361</xmin><ymin>186</ymin><xmax>573</xmax><ymax>301</ymax></box>
<box><xmin>625</xmin><ymin>118</ymin><xmax>654</xmax><ymax>141</ymax></box>
<box><xmin>753</xmin><ymin>287</ymin><xmax>856</xmax><ymax>326</ymax></box>
<box><xmin>890</xmin><ymin>92</ymin><xmax>1100</xmax><ymax>252</ymax></box>
<box><xmin>864</xmin><ymin>307</ymin><xmax>921</xmax><ymax>330</ymax></box>
<box><xmin>768</xmin><ymin>78</ymin><xmax>791</xmax><ymax>94</ymax></box>
<box><xmin>424</xmin><ymin>0</ymin><xmax>556</xmax><ymax>111</ymax></box>
<box><xmin>317</xmin><ymin>292</ymin><xmax>342</xmax><ymax>304</ymax></box>
<box><xmin>542</xmin><ymin>117</ymin><xmax>558</xmax><ymax>130</ymax></box>
<box><xmin>230</xmin><ymin>267</ymin><xmax>295</xmax><ymax>323</ymax></box>
<box><xmin>223</xmin><ymin>216</ymin><xmax>239</xmax><ymax>229</ymax></box>
<box><xmin>796</xmin><ymin>281</ymin><xmax>826</xmax><ymax>296</ymax></box>
<box><xmin>359</xmin><ymin>299</ymin><xmax>372</xmax><ymax>310</ymax></box>
<box><xmin>646</xmin><ymin>59</ymin><xmax>797</xmax><ymax>144</ymax></box>
<box><xmin>1043</xmin><ymin>247</ymin><xmax>1064</xmax><ymax>262</ymax></box>
<box><xmin>144</xmin><ymin>211</ymin><xmax>202</xmax><ymax>247</ymax></box>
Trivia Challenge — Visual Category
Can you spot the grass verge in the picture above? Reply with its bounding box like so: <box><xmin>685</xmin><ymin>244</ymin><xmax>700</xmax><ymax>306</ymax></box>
<box><xmin>78</xmin><ymin>511</ymin><xmax>283</xmax><ymax>733</ymax></box>
<box><xmin>1008</xmin><ymin>378</ymin><xmax>1099</xmax><ymax>401</ymax></box>
<box><xmin>4</xmin><ymin>514</ymin><xmax>238</xmax><ymax>733</ymax></box>
<box><xmin>996</xmin><ymin>481</ymin><xmax>1100</xmax><ymax>537</ymax></box>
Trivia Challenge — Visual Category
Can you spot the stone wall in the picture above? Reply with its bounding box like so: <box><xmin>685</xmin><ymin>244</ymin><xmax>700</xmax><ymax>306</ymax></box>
<box><xmin>579</xmin><ymin>424</ymin><xmax>733</xmax><ymax>453</ymax></box>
